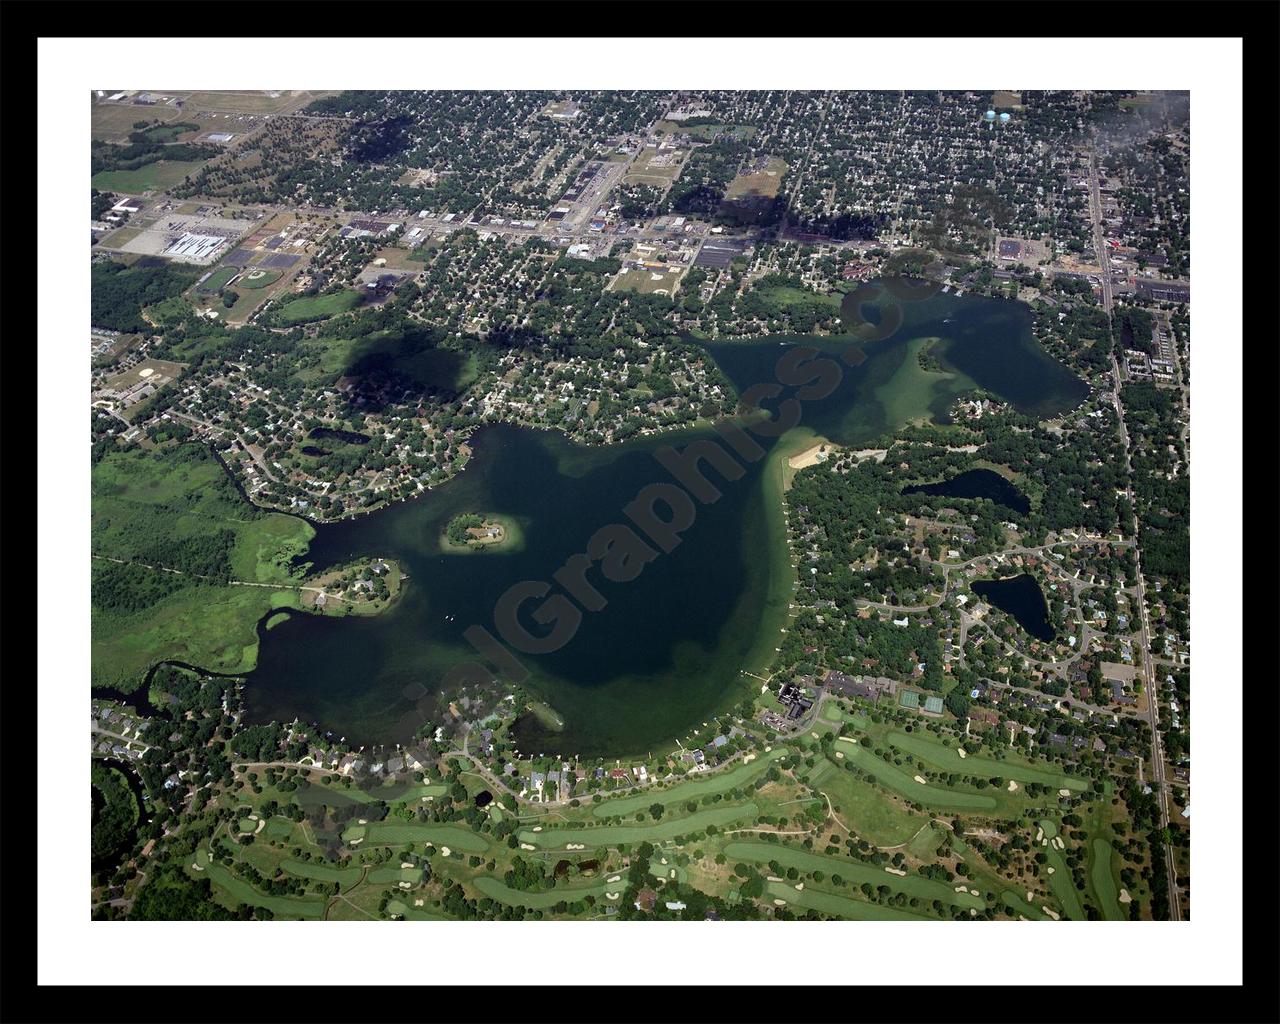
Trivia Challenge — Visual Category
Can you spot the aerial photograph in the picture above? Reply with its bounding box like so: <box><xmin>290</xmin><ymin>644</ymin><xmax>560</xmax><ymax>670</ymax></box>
<box><xmin>86</xmin><ymin>86</ymin><xmax>1192</xmax><ymax>925</ymax></box>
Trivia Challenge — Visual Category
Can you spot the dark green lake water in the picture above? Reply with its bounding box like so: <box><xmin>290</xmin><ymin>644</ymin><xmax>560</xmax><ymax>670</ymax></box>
<box><xmin>245</xmin><ymin>423</ymin><xmax>786</xmax><ymax>758</ymax></box>
<box><xmin>902</xmin><ymin>468</ymin><xmax>1031</xmax><ymax>516</ymax></box>
<box><xmin>971</xmin><ymin>574</ymin><xmax>1055</xmax><ymax>642</ymax></box>
<box><xmin>241</xmin><ymin>281</ymin><xmax>1084</xmax><ymax>757</ymax></box>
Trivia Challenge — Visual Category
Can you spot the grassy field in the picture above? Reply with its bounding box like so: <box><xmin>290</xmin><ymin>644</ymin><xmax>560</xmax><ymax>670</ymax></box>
<box><xmin>725</xmin><ymin>157</ymin><xmax>788</xmax><ymax>200</ymax></box>
<box><xmin>197</xmin><ymin>266</ymin><xmax>240</xmax><ymax>293</ymax></box>
<box><xmin>99</xmin><ymin>226</ymin><xmax>144</xmax><ymax>249</ymax></box>
<box><xmin>237</xmin><ymin>268</ymin><xmax>283</xmax><ymax>289</ymax></box>
<box><xmin>724</xmin><ymin>841</ymin><xmax>984</xmax><ymax>910</ymax></box>
<box><xmin>280</xmin><ymin>859</ymin><xmax>365</xmax><ymax>888</ymax></box>
<box><xmin>592</xmin><ymin>749</ymin><xmax>789</xmax><ymax>818</ymax></box>
<box><xmin>272</xmin><ymin>290</ymin><xmax>363</xmax><ymax>326</ymax></box>
<box><xmin>611</xmin><ymin>267</ymin><xmax>684</xmax><ymax>295</ymax></box>
<box><xmin>91</xmin><ymin>160</ymin><xmax>208</xmax><ymax>193</ymax></box>
<box><xmin>886</xmin><ymin>730</ymin><xmax>1087</xmax><ymax>791</ymax></box>
<box><xmin>834</xmin><ymin>738</ymin><xmax>998</xmax><ymax>810</ymax></box>
<box><xmin>385</xmin><ymin>899</ymin><xmax>450</xmax><ymax>921</ymax></box>
<box><xmin>90</xmin><ymin>444</ymin><xmax>320</xmax><ymax>688</ymax></box>
<box><xmin>470</xmin><ymin>876</ymin><xmax>612</xmax><ymax>909</ymax></box>
<box><xmin>518</xmin><ymin>802</ymin><xmax>760</xmax><ymax>849</ymax></box>
<box><xmin>755</xmin><ymin>286</ymin><xmax>841</xmax><ymax>312</ymax></box>
<box><xmin>92</xmin><ymin>102</ymin><xmax>187</xmax><ymax>141</ymax></box>
<box><xmin>1039</xmin><ymin>819</ymin><xmax>1085</xmax><ymax>920</ymax></box>
<box><xmin>201</xmin><ymin>861</ymin><xmax>327</xmax><ymax>919</ymax></box>
<box><xmin>183</xmin><ymin>90</ymin><xmax>332</xmax><ymax>114</ymax></box>
<box><xmin>1089</xmin><ymin>838</ymin><xmax>1124</xmax><ymax>920</ymax></box>
<box><xmin>293</xmin><ymin>329</ymin><xmax>478</xmax><ymax>391</ymax></box>
<box><xmin>367</xmin><ymin>865</ymin><xmax>426</xmax><ymax>885</ymax></box>
<box><xmin>93</xmin><ymin>579</ymin><xmax>300</xmax><ymax>689</ymax></box>
<box><xmin>341</xmin><ymin>822</ymin><xmax>490</xmax><ymax>853</ymax></box>
<box><xmin>819</xmin><ymin>702</ymin><xmax>870</xmax><ymax>729</ymax></box>
<box><xmin>222</xmin><ymin>286</ymin><xmax>273</xmax><ymax>323</ymax></box>
<box><xmin>766</xmin><ymin>881</ymin><xmax>933</xmax><ymax>920</ymax></box>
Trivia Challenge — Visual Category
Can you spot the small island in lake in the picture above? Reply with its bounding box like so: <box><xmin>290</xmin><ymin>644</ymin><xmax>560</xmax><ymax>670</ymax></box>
<box><xmin>441</xmin><ymin>512</ymin><xmax>522</xmax><ymax>553</ymax></box>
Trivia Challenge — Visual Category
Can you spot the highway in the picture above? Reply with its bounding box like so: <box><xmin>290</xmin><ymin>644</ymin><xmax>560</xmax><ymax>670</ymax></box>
<box><xmin>1087</xmin><ymin>148</ymin><xmax>1182</xmax><ymax>921</ymax></box>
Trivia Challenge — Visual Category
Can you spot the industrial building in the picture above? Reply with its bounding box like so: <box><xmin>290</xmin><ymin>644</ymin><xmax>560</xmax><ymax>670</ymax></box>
<box><xmin>164</xmin><ymin>232</ymin><xmax>228</xmax><ymax>262</ymax></box>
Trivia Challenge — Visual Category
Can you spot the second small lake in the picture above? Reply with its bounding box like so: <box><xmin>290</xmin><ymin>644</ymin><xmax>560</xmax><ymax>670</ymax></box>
<box><xmin>902</xmin><ymin>468</ymin><xmax>1030</xmax><ymax>516</ymax></box>
<box><xmin>971</xmin><ymin>574</ymin><xmax>1054</xmax><ymax>641</ymax></box>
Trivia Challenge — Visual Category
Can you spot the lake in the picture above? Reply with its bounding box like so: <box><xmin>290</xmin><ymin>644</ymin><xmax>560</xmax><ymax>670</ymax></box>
<box><xmin>705</xmin><ymin>279</ymin><xmax>1088</xmax><ymax>446</ymax></box>
<box><xmin>901</xmin><ymin>468</ymin><xmax>1031</xmax><ymax>516</ymax></box>
<box><xmin>971</xmin><ymin>574</ymin><xmax>1055</xmax><ymax>641</ymax></box>
<box><xmin>240</xmin><ymin>280</ymin><xmax>1082</xmax><ymax>757</ymax></box>
<box><xmin>243</xmin><ymin>422</ymin><xmax>791</xmax><ymax>759</ymax></box>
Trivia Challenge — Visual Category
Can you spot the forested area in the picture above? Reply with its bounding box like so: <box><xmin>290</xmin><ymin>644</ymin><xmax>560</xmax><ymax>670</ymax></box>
<box><xmin>1120</xmin><ymin>383</ymin><xmax>1188</xmax><ymax>585</ymax></box>
<box><xmin>91</xmin><ymin>188</ymin><xmax>117</xmax><ymax>219</ymax></box>
<box><xmin>91</xmin><ymin>763</ymin><xmax>141</xmax><ymax>864</ymax></box>
<box><xmin>91</xmin><ymin>259</ymin><xmax>199</xmax><ymax>333</ymax></box>
<box><xmin>91</xmin><ymin>137</ymin><xmax>219</xmax><ymax>176</ymax></box>
<box><xmin>663</xmin><ymin>137</ymin><xmax>748</xmax><ymax>218</ymax></box>
<box><xmin>92</xmin><ymin>560</ymin><xmax>191</xmax><ymax>614</ymax></box>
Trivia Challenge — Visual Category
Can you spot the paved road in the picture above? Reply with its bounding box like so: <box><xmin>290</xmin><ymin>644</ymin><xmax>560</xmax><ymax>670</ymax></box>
<box><xmin>1088</xmin><ymin>148</ymin><xmax>1181</xmax><ymax>921</ymax></box>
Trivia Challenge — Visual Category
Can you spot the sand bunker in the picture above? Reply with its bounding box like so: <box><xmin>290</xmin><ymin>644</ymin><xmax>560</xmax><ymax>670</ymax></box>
<box><xmin>795</xmin><ymin>882</ymin><xmax>804</xmax><ymax>891</ymax></box>
<box><xmin>1119</xmin><ymin>889</ymin><xmax>1132</xmax><ymax>904</ymax></box>
<box><xmin>835</xmin><ymin>751</ymin><xmax>845</xmax><ymax>759</ymax></box>
<box><xmin>1008</xmin><ymin>780</ymin><xmax>1019</xmax><ymax>792</ymax></box>
<box><xmin>566</xmin><ymin>843</ymin><xmax>585</xmax><ymax>850</ymax></box>
<box><xmin>884</xmin><ymin>867</ymin><xmax>907</xmax><ymax>877</ymax></box>
<box><xmin>773</xmin><ymin>899</ymin><xmax>787</xmax><ymax>906</ymax></box>
<box><xmin>398</xmin><ymin>881</ymin><xmax>412</xmax><ymax>889</ymax></box>
<box><xmin>913</xmin><ymin>775</ymin><xmax>927</xmax><ymax>785</ymax></box>
<box><xmin>358</xmin><ymin>818</ymin><xmax>368</xmax><ymax>825</ymax></box>
<box><xmin>440</xmin><ymin>847</ymin><xmax>451</xmax><ymax>857</ymax></box>
<box><xmin>532</xmin><ymin>826</ymin><xmax>543</xmax><ymax>832</ymax></box>
<box><xmin>1042</xmin><ymin>907</ymin><xmax>1060</xmax><ymax>921</ymax></box>
<box><xmin>1035</xmin><ymin>827</ymin><xmax>1044</xmax><ymax>842</ymax></box>
<box><xmin>414</xmin><ymin>899</ymin><xmax>424</xmax><ymax>907</ymax></box>
<box><xmin>400</xmin><ymin>862</ymin><xmax>415</xmax><ymax>869</ymax></box>
<box><xmin>606</xmin><ymin>892</ymin><xmax>619</xmax><ymax>900</ymax></box>
<box><xmin>520</xmin><ymin>843</ymin><xmax>536</xmax><ymax>851</ymax></box>
<box><xmin>1058</xmin><ymin>788</ymin><xmax>1071</xmax><ymax>797</ymax></box>
<box><xmin>254</xmin><ymin>819</ymin><xmax>266</xmax><ymax>834</ymax></box>
<box><xmin>608</xmin><ymin>875</ymin><xmax>621</xmax><ymax>884</ymax></box>
<box><xmin>957</xmin><ymin>749</ymin><xmax>967</xmax><ymax>759</ymax></box>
